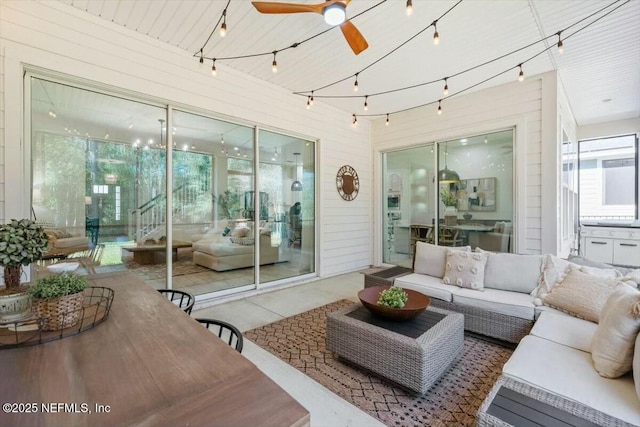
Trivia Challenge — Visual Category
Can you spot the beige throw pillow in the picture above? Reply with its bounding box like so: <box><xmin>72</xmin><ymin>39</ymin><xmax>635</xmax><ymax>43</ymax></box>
<box><xmin>541</xmin><ymin>267</ymin><xmax>620</xmax><ymax>322</ymax></box>
<box><xmin>591</xmin><ymin>283</ymin><xmax>640</xmax><ymax>378</ymax></box>
<box><xmin>442</xmin><ymin>250</ymin><xmax>489</xmax><ymax>291</ymax></box>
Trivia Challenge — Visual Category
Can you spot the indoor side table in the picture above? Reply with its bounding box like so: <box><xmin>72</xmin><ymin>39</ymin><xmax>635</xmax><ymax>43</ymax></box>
<box><xmin>326</xmin><ymin>303</ymin><xmax>463</xmax><ymax>394</ymax></box>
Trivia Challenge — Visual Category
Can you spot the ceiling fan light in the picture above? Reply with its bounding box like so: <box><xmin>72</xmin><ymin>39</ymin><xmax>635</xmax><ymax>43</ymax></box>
<box><xmin>324</xmin><ymin>3</ymin><xmax>346</xmax><ymax>26</ymax></box>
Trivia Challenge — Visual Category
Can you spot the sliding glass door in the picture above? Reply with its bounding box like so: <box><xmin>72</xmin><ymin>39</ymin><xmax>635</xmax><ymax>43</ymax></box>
<box><xmin>29</xmin><ymin>75</ymin><xmax>317</xmax><ymax>298</ymax></box>
<box><xmin>382</xmin><ymin>129</ymin><xmax>515</xmax><ymax>264</ymax></box>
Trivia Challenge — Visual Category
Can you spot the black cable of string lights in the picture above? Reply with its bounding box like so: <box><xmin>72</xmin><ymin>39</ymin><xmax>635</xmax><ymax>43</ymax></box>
<box><xmin>302</xmin><ymin>0</ymin><xmax>627</xmax><ymax>102</ymax></box>
<box><xmin>194</xmin><ymin>0</ymin><xmax>388</xmax><ymax>62</ymax></box>
<box><xmin>349</xmin><ymin>0</ymin><xmax>631</xmax><ymax>119</ymax></box>
<box><xmin>296</xmin><ymin>0</ymin><xmax>464</xmax><ymax>94</ymax></box>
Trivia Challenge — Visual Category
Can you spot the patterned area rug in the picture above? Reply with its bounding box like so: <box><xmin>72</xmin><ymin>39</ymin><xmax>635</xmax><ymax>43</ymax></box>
<box><xmin>245</xmin><ymin>299</ymin><xmax>514</xmax><ymax>427</ymax></box>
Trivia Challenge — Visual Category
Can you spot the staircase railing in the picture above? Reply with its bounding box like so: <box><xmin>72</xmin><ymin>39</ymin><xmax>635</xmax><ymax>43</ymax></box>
<box><xmin>131</xmin><ymin>184</ymin><xmax>206</xmax><ymax>242</ymax></box>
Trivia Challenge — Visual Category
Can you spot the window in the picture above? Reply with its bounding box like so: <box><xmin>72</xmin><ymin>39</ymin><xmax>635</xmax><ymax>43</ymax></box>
<box><xmin>579</xmin><ymin>134</ymin><xmax>638</xmax><ymax>221</ymax></box>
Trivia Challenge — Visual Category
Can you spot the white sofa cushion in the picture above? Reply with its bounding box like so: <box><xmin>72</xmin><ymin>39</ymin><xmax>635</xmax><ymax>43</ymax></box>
<box><xmin>479</xmin><ymin>250</ymin><xmax>542</xmax><ymax>293</ymax></box>
<box><xmin>442</xmin><ymin>250</ymin><xmax>489</xmax><ymax>291</ymax></box>
<box><xmin>395</xmin><ymin>273</ymin><xmax>460</xmax><ymax>302</ymax></box>
<box><xmin>193</xmin><ymin>239</ymin><xmax>253</xmax><ymax>257</ymax></box>
<box><xmin>503</xmin><ymin>335</ymin><xmax>640</xmax><ymax>426</ymax></box>
<box><xmin>413</xmin><ymin>242</ymin><xmax>470</xmax><ymax>278</ymax></box>
<box><xmin>591</xmin><ymin>283</ymin><xmax>640</xmax><ymax>378</ymax></box>
<box><xmin>530</xmin><ymin>311</ymin><xmax>597</xmax><ymax>353</ymax></box>
<box><xmin>452</xmin><ymin>288</ymin><xmax>535</xmax><ymax>320</ymax></box>
<box><xmin>533</xmin><ymin>304</ymin><xmax>575</xmax><ymax>320</ymax></box>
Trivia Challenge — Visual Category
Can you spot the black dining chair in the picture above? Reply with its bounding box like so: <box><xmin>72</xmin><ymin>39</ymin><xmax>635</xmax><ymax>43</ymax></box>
<box><xmin>195</xmin><ymin>318</ymin><xmax>244</xmax><ymax>353</ymax></box>
<box><xmin>157</xmin><ymin>289</ymin><xmax>195</xmax><ymax>315</ymax></box>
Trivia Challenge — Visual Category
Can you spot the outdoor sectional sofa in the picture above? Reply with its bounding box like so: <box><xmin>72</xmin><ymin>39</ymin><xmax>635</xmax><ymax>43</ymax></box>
<box><xmin>390</xmin><ymin>242</ymin><xmax>640</xmax><ymax>426</ymax></box>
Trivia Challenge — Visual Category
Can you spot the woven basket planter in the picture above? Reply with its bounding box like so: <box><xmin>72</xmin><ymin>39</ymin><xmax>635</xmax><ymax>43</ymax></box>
<box><xmin>32</xmin><ymin>292</ymin><xmax>84</xmax><ymax>331</ymax></box>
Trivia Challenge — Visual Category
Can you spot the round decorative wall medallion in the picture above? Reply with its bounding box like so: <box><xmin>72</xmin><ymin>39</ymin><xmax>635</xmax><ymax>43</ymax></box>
<box><xmin>336</xmin><ymin>165</ymin><xmax>359</xmax><ymax>201</ymax></box>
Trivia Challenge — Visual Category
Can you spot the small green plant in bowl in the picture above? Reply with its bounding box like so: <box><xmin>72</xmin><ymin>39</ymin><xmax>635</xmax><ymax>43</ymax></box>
<box><xmin>377</xmin><ymin>286</ymin><xmax>409</xmax><ymax>309</ymax></box>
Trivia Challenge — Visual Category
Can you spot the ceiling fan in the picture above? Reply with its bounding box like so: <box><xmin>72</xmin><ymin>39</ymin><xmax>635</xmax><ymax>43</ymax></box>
<box><xmin>251</xmin><ymin>0</ymin><xmax>368</xmax><ymax>55</ymax></box>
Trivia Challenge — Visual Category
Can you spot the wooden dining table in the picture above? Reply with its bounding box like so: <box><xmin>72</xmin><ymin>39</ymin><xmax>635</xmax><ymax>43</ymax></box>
<box><xmin>0</xmin><ymin>271</ymin><xmax>310</xmax><ymax>427</ymax></box>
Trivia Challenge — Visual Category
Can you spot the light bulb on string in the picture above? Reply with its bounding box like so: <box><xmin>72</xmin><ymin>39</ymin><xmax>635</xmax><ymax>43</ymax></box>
<box><xmin>272</xmin><ymin>51</ymin><xmax>278</xmax><ymax>73</ymax></box>
<box><xmin>199</xmin><ymin>49</ymin><xmax>204</xmax><ymax>65</ymax></box>
<box><xmin>518</xmin><ymin>64</ymin><xmax>525</xmax><ymax>82</ymax></box>
<box><xmin>443</xmin><ymin>78</ymin><xmax>449</xmax><ymax>96</ymax></box>
<box><xmin>437</xmin><ymin>100</ymin><xmax>442</xmax><ymax>115</ymax></box>
<box><xmin>385</xmin><ymin>114</ymin><xmax>390</xmax><ymax>126</ymax></box>
<box><xmin>306</xmin><ymin>96</ymin><xmax>311</xmax><ymax>109</ymax></box>
<box><xmin>433</xmin><ymin>21</ymin><xmax>439</xmax><ymax>45</ymax></box>
<box><xmin>211</xmin><ymin>59</ymin><xmax>217</xmax><ymax>76</ymax></box>
<box><xmin>353</xmin><ymin>74</ymin><xmax>359</xmax><ymax>92</ymax></box>
<box><xmin>557</xmin><ymin>32</ymin><xmax>564</xmax><ymax>54</ymax></box>
<box><xmin>352</xmin><ymin>114</ymin><xmax>358</xmax><ymax>127</ymax></box>
<box><xmin>220</xmin><ymin>9</ymin><xmax>227</xmax><ymax>37</ymax></box>
<box><xmin>406</xmin><ymin>0</ymin><xmax>413</xmax><ymax>16</ymax></box>
<box><xmin>363</xmin><ymin>96</ymin><xmax>368</xmax><ymax>112</ymax></box>
<box><xmin>310</xmin><ymin>91</ymin><xmax>314</xmax><ymax>106</ymax></box>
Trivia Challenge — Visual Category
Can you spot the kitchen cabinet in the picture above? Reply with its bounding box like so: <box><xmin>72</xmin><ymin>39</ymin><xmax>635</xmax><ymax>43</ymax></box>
<box><xmin>580</xmin><ymin>226</ymin><xmax>640</xmax><ymax>267</ymax></box>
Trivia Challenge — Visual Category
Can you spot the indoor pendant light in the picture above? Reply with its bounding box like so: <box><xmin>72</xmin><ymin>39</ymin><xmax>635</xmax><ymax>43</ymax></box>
<box><xmin>438</xmin><ymin>142</ymin><xmax>460</xmax><ymax>184</ymax></box>
<box><xmin>291</xmin><ymin>152</ymin><xmax>303</xmax><ymax>191</ymax></box>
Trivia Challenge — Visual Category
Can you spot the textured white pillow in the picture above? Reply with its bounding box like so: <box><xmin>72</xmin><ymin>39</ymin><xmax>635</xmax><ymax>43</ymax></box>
<box><xmin>442</xmin><ymin>250</ymin><xmax>489</xmax><ymax>291</ymax></box>
<box><xmin>230</xmin><ymin>237</ymin><xmax>255</xmax><ymax>246</ymax></box>
<box><xmin>414</xmin><ymin>242</ymin><xmax>470</xmax><ymax>278</ymax></box>
<box><xmin>591</xmin><ymin>283</ymin><xmax>640</xmax><ymax>378</ymax></box>
<box><xmin>541</xmin><ymin>267</ymin><xmax>620</xmax><ymax>322</ymax></box>
<box><xmin>531</xmin><ymin>254</ymin><xmax>620</xmax><ymax>305</ymax></box>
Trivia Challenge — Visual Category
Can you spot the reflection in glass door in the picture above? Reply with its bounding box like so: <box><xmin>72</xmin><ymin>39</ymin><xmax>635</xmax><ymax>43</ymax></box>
<box><xmin>258</xmin><ymin>130</ymin><xmax>315</xmax><ymax>284</ymax></box>
<box><xmin>30</xmin><ymin>77</ymin><xmax>168</xmax><ymax>283</ymax></box>
<box><xmin>382</xmin><ymin>129</ymin><xmax>515</xmax><ymax>266</ymax></box>
<box><xmin>383</xmin><ymin>145</ymin><xmax>435</xmax><ymax>267</ymax></box>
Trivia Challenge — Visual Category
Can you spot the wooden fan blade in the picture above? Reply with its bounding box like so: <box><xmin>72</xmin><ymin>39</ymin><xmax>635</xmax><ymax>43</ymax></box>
<box><xmin>340</xmin><ymin>20</ymin><xmax>368</xmax><ymax>55</ymax></box>
<box><xmin>251</xmin><ymin>1</ymin><xmax>325</xmax><ymax>14</ymax></box>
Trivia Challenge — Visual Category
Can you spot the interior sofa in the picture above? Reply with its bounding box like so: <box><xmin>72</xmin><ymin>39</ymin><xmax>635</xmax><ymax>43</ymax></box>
<box><xmin>389</xmin><ymin>242</ymin><xmax>640</xmax><ymax>426</ymax></box>
<box><xmin>191</xmin><ymin>221</ymin><xmax>285</xmax><ymax>272</ymax></box>
<box><xmin>43</xmin><ymin>227</ymin><xmax>90</xmax><ymax>259</ymax></box>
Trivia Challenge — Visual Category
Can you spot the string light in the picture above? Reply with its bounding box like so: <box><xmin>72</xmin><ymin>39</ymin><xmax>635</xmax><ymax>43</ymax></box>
<box><xmin>220</xmin><ymin>9</ymin><xmax>227</xmax><ymax>37</ymax></box>
<box><xmin>406</xmin><ymin>0</ymin><xmax>413</xmax><ymax>16</ymax></box>
<box><xmin>354</xmin><ymin>73</ymin><xmax>359</xmax><ymax>92</ymax></box>
<box><xmin>437</xmin><ymin>100</ymin><xmax>442</xmax><ymax>115</ymax></box>
<box><xmin>352</xmin><ymin>114</ymin><xmax>358</xmax><ymax>127</ymax></box>
<box><xmin>385</xmin><ymin>114</ymin><xmax>390</xmax><ymax>126</ymax></box>
<box><xmin>310</xmin><ymin>90</ymin><xmax>314</xmax><ymax>106</ymax></box>
<box><xmin>363</xmin><ymin>95</ymin><xmax>369</xmax><ymax>111</ymax></box>
<box><xmin>433</xmin><ymin>20</ymin><xmax>440</xmax><ymax>45</ymax></box>
<box><xmin>211</xmin><ymin>59</ymin><xmax>217</xmax><ymax>76</ymax></box>
<box><xmin>272</xmin><ymin>51</ymin><xmax>278</xmax><ymax>73</ymax></box>
<box><xmin>443</xmin><ymin>78</ymin><xmax>449</xmax><ymax>96</ymax></box>
<box><xmin>518</xmin><ymin>64</ymin><xmax>525</xmax><ymax>82</ymax></box>
<box><xmin>199</xmin><ymin>49</ymin><xmax>204</xmax><ymax>65</ymax></box>
<box><xmin>306</xmin><ymin>96</ymin><xmax>311</xmax><ymax>109</ymax></box>
<box><xmin>557</xmin><ymin>31</ymin><xmax>564</xmax><ymax>54</ymax></box>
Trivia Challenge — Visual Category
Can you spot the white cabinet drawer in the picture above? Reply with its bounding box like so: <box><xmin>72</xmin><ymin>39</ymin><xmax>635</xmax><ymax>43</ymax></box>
<box><xmin>585</xmin><ymin>238</ymin><xmax>613</xmax><ymax>264</ymax></box>
<box><xmin>613</xmin><ymin>239</ymin><xmax>640</xmax><ymax>267</ymax></box>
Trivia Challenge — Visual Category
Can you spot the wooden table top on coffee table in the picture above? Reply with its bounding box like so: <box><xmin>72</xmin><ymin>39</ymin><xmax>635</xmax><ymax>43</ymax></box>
<box><xmin>121</xmin><ymin>240</ymin><xmax>192</xmax><ymax>265</ymax></box>
<box><xmin>0</xmin><ymin>271</ymin><xmax>310</xmax><ymax>427</ymax></box>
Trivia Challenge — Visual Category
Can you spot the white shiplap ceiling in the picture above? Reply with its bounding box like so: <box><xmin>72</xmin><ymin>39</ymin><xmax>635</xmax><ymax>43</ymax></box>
<box><xmin>55</xmin><ymin>0</ymin><xmax>640</xmax><ymax>126</ymax></box>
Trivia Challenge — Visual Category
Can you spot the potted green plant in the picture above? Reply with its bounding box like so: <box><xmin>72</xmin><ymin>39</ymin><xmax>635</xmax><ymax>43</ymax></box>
<box><xmin>0</xmin><ymin>218</ymin><xmax>49</xmax><ymax>321</ymax></box>
<box><xmin>29</xmin><ymin>272</ymin><xmax>87</xmax><ymax>331</ymax></box>
<box><xmin>440</xmin><ymin>188</ymin><xmax>458</xmax><ymax>225</ymax></box>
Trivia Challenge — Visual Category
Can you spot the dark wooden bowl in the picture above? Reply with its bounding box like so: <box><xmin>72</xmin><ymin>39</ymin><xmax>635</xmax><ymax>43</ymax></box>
<box><xmin>358</xmin><ymin>286</ymin><xmax>430</xmax><ymax>321</ymax></box>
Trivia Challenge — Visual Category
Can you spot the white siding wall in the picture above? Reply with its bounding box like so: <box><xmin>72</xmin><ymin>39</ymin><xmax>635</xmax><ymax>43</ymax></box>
<box><xmin>0</xmin><ymin>0</ymin><xmax>372</xmax><ymax>277</ymax></box>
<box><xmin>372</xmin><ymin>71</ymin><xmax>560</xmax><ymax>259</ymax></box>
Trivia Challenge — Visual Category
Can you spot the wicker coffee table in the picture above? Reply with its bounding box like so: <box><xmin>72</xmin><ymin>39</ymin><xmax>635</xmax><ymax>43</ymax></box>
<box><xmin>326</xmin><ymin>303</ymin><xmax>464</xmax><ymax>394</ymax></box>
